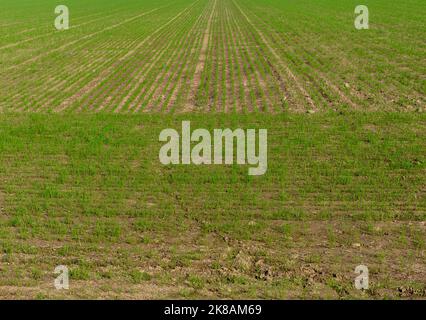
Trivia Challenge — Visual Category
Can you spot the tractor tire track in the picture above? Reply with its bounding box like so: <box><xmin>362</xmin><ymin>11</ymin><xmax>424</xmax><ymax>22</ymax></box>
<box><xmin>184</xmin><ymin>0</ymin><xmax>217</xmax><ymax>112</ymax></box>
<box><xmin>6</xmin><ymin>6</ymin><xmax>166</xmax><ymax>74</ymax></box>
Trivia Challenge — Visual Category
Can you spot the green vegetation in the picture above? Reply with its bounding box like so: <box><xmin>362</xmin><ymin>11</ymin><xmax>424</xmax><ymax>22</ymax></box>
<box><xmin>0</xmin><ymin>112</ymin><xmax>424</xmax><ymax>298</ymax></box>
<box><xmin>0</xmin><ymin>0</ymin><xmax>424</xmax><ymax>299</ymax></box>
<box><xmin>0</xmin><ymin>0</ymin><xmax>424</xmax><ymax>112</ymax></box>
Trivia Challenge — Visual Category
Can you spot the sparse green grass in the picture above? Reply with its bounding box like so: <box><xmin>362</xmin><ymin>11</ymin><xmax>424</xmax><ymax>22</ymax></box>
<box><xmin>0</xmin><ymin>0</ymin><xmax>424</xmax><ymax>300</ymax></box>
<box><xmin>1</xmin><ymin>0</ymin><xmax>424</xmax><ymax>112</ymax></box>
<box><xmin>0</xmin><ymin>112</ymin><xmax>424</xmax><ymax>299</ymax></box>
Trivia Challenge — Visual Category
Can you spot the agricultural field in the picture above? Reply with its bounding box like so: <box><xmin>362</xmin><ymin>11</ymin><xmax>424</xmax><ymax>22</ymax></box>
<box><xmin>0</xmin><ymin>0</ymin><xmax>425</xmax><ymax>299</ymax></box>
